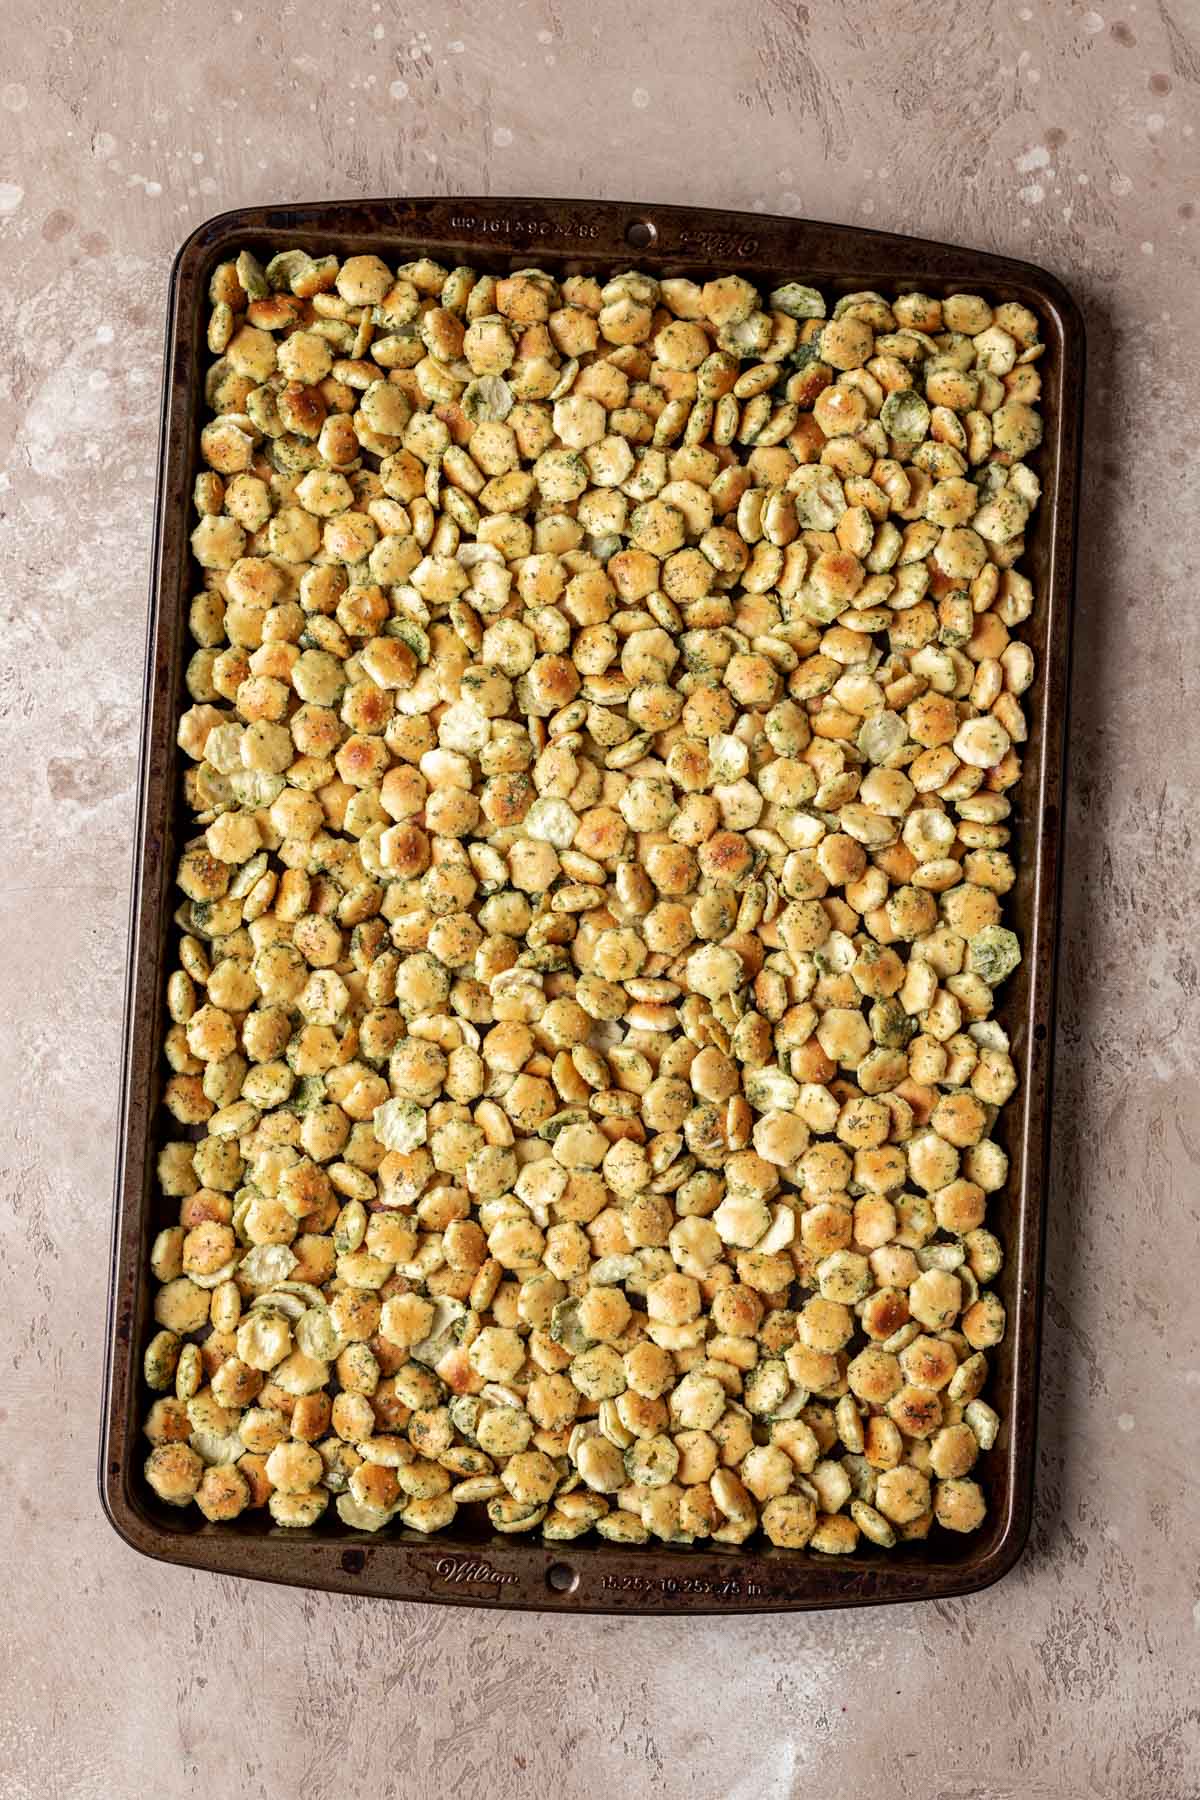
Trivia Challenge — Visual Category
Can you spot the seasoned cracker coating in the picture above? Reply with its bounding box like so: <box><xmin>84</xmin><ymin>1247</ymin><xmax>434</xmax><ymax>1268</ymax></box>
<box><xmin>143</xmin><ymin>252</ymin><xmax>1042</xmax><ymax>1557</ymax></box>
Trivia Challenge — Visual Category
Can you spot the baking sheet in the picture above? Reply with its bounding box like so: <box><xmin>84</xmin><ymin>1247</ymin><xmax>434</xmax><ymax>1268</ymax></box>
<box><xmin>100</xmin><ymin>196</ymin><xmax>1083</xmax><ymax>1613</ymax></box>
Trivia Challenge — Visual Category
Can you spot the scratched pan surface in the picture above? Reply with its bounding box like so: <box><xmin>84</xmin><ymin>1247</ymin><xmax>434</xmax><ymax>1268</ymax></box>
<box><xmin>100</xmin><ymin>197</ymin><xmax>1083</xmax><ymax>1615</ymax></box>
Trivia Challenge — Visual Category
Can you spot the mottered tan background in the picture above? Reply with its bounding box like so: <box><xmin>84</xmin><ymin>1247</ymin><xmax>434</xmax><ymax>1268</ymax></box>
<box><xmin>1</xmin><ymin>2</ymin><xmax>1198</xmax><ymax>1796</ymax></box>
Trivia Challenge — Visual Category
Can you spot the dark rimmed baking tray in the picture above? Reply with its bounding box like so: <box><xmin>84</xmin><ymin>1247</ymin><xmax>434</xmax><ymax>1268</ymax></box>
<box><xmin>101</xmin><ymin>196</ymin><xmax>1083</xmax><ymax>1614</ymax></box>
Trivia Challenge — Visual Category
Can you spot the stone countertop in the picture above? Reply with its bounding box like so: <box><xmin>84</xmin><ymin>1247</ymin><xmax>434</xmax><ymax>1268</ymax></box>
<box><xmin>0</xmin><ymin>3</ymin><xmax>1197</xmax><ymax>1796</ymax></box>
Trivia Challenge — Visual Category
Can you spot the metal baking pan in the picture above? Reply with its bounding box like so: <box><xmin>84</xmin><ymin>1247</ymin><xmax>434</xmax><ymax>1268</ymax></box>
<box><xmin>101</xmin><ymin>196</ymin><xmax>1083</xmax><ymax>1614</ymax></box>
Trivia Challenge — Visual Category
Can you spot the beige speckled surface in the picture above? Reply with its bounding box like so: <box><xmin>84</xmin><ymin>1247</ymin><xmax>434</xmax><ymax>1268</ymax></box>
<box><xmin>1</xmin><ymin>3</ymin><xmax>1198</xmax><ymax>1795</ymax></box>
